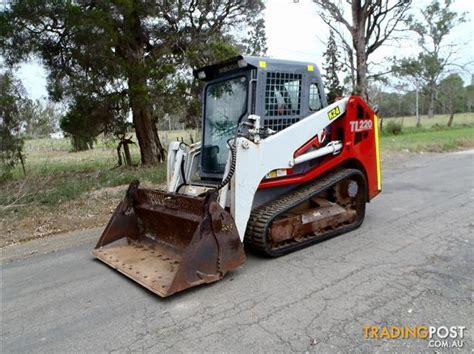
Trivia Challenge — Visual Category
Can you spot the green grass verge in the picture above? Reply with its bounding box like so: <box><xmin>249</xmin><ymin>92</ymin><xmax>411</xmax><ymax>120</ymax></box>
<box><xmin>381</xmin><ymin>112</ymin><xmax>474</xmax><ymax>128</ymax></box>
<box><xmin>2</xmin><ymin>129</ymin><xmax>199</xmax><ymax>208</ymax></box>
<box><xmin>1</xmin><ymin>135</ymin><xmax>168</xmax><ymax>213</ymax></box>
<box><xmin>0</xmin><ymin>166</ymin><xmax>166</xmax><ymax>212</ymax></box>
<box><xmin>380</xmin><ymin>125</ymin><xmax>474</xmax><ymax>153</ymax></box>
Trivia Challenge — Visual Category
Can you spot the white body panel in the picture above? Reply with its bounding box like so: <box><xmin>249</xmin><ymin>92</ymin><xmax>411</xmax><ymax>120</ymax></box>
<box><xmin>167</xmin><ymin>141</ymin><xmax>184</xmax><ymax>192</ymax></box>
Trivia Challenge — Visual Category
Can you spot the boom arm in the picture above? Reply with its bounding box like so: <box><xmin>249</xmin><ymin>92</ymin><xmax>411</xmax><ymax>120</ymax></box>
<box><xmin>230</xmin><ymin>98</ymin><xmax>349</xmax><ymax>239</ymax></box>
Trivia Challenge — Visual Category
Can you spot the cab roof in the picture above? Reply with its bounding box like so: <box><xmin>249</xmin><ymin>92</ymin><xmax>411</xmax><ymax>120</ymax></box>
<box><xmin>193</xmin><ymin>55</ymin><xmax>319</xmax><ymax>81</ymax></box>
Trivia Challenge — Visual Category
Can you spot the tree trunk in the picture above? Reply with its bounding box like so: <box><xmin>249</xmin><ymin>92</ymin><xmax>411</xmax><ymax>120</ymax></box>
<box><xmin>416</xmin><ymin>86</ymin><xmax>421</xmax><ymax>127</ymax></box>
<box><xmin>350</xmin><ymin>63</ymin><xmax>356</xmax><ymax>93</ymax></box>
<box><xmin>352</xmin><ymin>1</ymin><xmax>368</xmax><ymax>101</ymax></box>
<box><xmin>122</xmin><ymin>6</ymin><xmax>164</xmax><ymax>165</ymax></box>
<box><xmin>427</xmin><ymin>87</ymin><xmax>436</xmax><ymax>118</ymax></box>
<box><xmin>18</xmin><ymin>146</ymin><xmax>26</xmax><ymax>177</ymax></box>
<box><xmin>447</xmin><ymin>112</ymin><xmax>454</xmax><ymax>127</ymax></box>
<box><xmin>123</xmin><ymin>141</ymin><xmax>132</xmax><ymax>166</ymax></box>
<box><xmin>355</xmin><ymin>49</ymin><xmax>369</xmax><ymax>101</ymax></box>
<box><xmin>116</xmin><ymin>137</ymin><xmax>134</xmax><ymax>166</ymax></box>
<box><xmin>128</xmin><ymin>74</ymin><xmax>164</xmax><ymax>165</ymax></box>
<box><xmin>116</xmin><ymin>144</ymin><xmax>123</xmax><ymax>166</ymax></box>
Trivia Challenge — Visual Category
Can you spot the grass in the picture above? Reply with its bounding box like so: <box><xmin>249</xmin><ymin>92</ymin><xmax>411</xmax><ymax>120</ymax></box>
<box><xmin>16</xmin><ymin>129</ymin><xmax>198</xmax><ymax>178</ymax></box>
<box><xmin>380</xmin><ymin>125</ymin><xmax>474</xmax><ymax>153</ymax></box>
<box><xmin>379</xmin><ymin>112</ymin><xmax>474</xmax><ymax>153</ymax></box>
<box><xmin>0</xmin><ymin>116</ymin><xmax>473</xmax><ymax>246</ymax></box>
<box><xmin>1</xmin><ymin>130</ymin><xmax>200</xmax><ymax>208</ymax></box>
<box><xmin>3</xmin><ymin>166</ymin><xmax>166</xmax><ymax>206</ymax></box>
<box><xmin>0</xmin><ymin>130</ymin><xmax>197</xmax><ymax>246</ymax></box>
<box><xmin>379</xmin><ymin>112</ymin><xmax>474</xmax><ymax>128</ymax></box>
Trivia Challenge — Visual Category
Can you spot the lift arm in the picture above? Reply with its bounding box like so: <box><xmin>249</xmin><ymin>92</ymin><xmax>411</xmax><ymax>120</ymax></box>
<box><xmin>230</xmin><ymin>98</ymin><xmax>349</xmax><ymax>240</ymax></box>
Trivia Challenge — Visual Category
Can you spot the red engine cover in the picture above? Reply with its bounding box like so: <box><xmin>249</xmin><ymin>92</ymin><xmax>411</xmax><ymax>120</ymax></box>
<box><xmin>258</xmin><ymin>96</ymin><xmax>381</xmax><ymax>201</ymax></box>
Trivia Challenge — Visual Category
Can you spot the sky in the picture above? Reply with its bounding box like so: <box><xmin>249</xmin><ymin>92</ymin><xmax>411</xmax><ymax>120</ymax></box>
<box><xmin>264</xmin><ymin>0</ymin><xmax>474</xmax><ymax>80</ymax></box>
<box><xmin>13</xmin><ymin>0</ymin><xmax>474</xmax><ymax>101</ymax></box>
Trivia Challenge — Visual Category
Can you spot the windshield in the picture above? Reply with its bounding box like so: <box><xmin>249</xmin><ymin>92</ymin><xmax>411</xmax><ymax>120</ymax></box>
<box><xmin>202</xmin><ymin>76</ymin><xmax>248</xmax><ymax>174</ymax></box>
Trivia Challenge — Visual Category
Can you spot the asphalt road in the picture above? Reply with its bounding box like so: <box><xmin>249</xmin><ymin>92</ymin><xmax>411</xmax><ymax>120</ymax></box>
<box><xmin>2</xmin><ymin>151</ymin><xmax>473</xmax><ymax>352</ymax></box>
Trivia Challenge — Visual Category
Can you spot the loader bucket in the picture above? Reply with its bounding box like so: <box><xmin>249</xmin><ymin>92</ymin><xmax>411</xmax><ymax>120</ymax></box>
<box><xmin>92</xmin><ymin>181</ymin><xmax>245</xmax><ymax>297</ymax></box>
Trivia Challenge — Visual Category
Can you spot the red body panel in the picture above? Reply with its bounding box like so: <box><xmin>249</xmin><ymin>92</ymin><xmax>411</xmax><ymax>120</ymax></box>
<box><xmin>294</xmin><ymin>133</ymin><xmax>322</xmax><ymax>157</ymax></box>
<box><xmin>258</xmin><ymin>96</ymin><xmax>381</xmax><ymax>200</ymax></box>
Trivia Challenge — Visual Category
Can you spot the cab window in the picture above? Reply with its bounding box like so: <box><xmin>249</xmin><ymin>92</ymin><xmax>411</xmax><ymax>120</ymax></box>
<box><xmin>309</xmin><ymin>83</ymin><xmax>322</xmax><ymax>111</ymax></box>
<box><xmin>265</xmin><ymin>72</ymin><xmax>302</xmax><ymax>116</ymax></box>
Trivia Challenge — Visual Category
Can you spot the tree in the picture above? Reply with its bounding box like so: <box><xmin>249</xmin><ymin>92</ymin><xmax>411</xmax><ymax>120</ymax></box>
<box><xmin>322</xmin><ymin>30</ymin><xmax>344</xmax><ymax>103</ymax></box>
<box><xmin>0</xmin><ymin>71</ymin><xmax>26</xmax><ymax>179</ymax></box>
<box><xmin>314</xmin><ymin>0</ymin><xmax>412</xmax><ymax>101</ymax></box>
<box><xmin>437</xmin><ymin>73</ymin><xmax>465</xmax><ymax>127</ymax></box>
<box><xmin>244</xmin><ymin>17</ymin><xmax>268</xmax><ymax>56</ymax></box>
<box><xmin>59</xmin><ymin>94</ymin><xmax>128</xmax><ymax>152</ymax></box>
<box><xmin>465</xmin><ymin>85</ymin><xmax>474</xmax><ymax>113</ymax></box>
<box><xmin>1</xmin><ymin>0</ymin><xmax>265</xmax><ymax>164</ymax></box>
<box><xmin>22</xmin><ymin>100</ymin><xmax>60</xmax><ymax>139</ymax></box>
<box><xmin>376</xmin><ymin>88</ymin><xmax>422</xmax><ymax>118</ymax></box>
<box><xmin>393</xmin><ymin>0</ymin><xmax>466</xmax><ymax>118</ymax></box>
<box><xmin>391</xmin><ymin>59</ymin><xmax>428</xmax><ymax>126</ymax></box>
<box><xmin>166</xmin><ymin>40</ymin><xmax>242</xmax><ymax>129</ymax></box>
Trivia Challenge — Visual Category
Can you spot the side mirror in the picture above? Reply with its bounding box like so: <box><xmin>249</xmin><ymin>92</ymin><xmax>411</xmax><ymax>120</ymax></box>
<box><xmin>372</xmin><ymin>104</ymin><xmax>380</xmax><ymax>114</ymax></box>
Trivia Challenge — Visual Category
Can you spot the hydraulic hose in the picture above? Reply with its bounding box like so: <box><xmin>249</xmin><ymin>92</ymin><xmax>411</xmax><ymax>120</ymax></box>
<box><xmin>216</xmin><ymin>137</ymin><xmax>237</xmax><ymax>191</ymax></box>
<box><xmin>176</xmin><ymin>158</ymin><xmax>187</xmax><ymax>192</ymax></box>
<box><xmin>176</xmin><ymin>142</ymin><xmax>189</xmax><ymax>193</ymax></box>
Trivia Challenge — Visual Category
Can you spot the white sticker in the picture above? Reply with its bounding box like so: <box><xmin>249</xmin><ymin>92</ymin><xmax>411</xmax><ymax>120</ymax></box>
<box><xmin>350</xmin><ymin>120</ymin><xmax>373</xmax><ymax>132</ymax></box>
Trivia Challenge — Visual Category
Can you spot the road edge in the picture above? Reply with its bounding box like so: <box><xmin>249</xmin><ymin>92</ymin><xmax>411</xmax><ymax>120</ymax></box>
<box><xmin>1</xmin><ymin>226</ymin><xmax>103</xmax><ymax>263</ymax></box>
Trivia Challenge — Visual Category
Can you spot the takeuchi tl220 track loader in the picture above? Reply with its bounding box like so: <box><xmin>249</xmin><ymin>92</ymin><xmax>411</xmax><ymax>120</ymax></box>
<box><xmin>92</xmin><ymin>56</ymin><xmax>382</xmax><ymax>297</ymax></box>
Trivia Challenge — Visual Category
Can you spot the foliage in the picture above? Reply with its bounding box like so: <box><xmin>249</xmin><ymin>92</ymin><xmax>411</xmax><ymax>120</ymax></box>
<box><xmin>437</xmin><ymin>73</ymin><xmax>465</xmax><ymax>126</ymax></box>
<box><xmin>384</xmin><ymin>120</ymin><xmax>403</xmax><ymax>135</ymax></box>
<box><xmin>0</xmin><ymin>71</ymin><xmax>26</xmax><ymax>180</ymax></box>
<box><xmin>314</xmin><ymin>0</ymin><xmax>412</xmax><ymax>100</ymax></box>
<box><xmin>1</xmin><ymin>0</ymin><xmax>266</xmax><ymax>164</ymax></box>
<box><xmin>59</xmin><ymin>94</ymin><xmax>128</xmax><ymax>151</ymax></box>
<box><xmin>392</xmin><ymin>0</ymin><xmax>466</xmax><ymax>117</ymax></box>
<box><xmin>322</xmin><ymin>30</ymin><xmax>343</xmax><ymax>103</ymax></box>
<box><xmin>466</xmin><ymin>85</ymin><xmax>474</xmax><ymax>113</ymax></box>
<box><xmin>375</xmin><ymin>78</ymin><xmax>471</xmax><ymax>120</ymax></box>
<box><xmin>376</xmin><ymin>90</ymin><xmax>415</xmax><ymax>117</ymax></box>
<box><xmin>163</xmin><ymin>39</ymin><xmax>242</xmax><ymax>129</ymax></box>
<box><xmin>243</xmin><ymin>17</ymin><xmax>268</xmax><ymax>56</ymax></box>
<box><xmin>21</xmin><ymin>100</ymin><xmax>60</xmax><ymax>139</ymax></box>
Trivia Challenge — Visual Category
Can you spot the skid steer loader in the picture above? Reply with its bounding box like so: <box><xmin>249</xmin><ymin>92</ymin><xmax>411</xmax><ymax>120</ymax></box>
<box><xmin>92</xmin><ymin>56</ymin><xmax>381</xmax><ymax>297</ymax></box>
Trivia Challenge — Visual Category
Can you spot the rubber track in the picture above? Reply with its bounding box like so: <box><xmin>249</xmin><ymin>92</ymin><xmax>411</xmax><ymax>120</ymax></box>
<box><xmin>244</xmin><ymin>168</ymin><xmax>366</xmax><ymax>257</ymax></box>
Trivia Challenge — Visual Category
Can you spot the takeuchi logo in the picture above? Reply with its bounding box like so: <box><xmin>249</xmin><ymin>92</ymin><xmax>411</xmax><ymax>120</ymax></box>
<box><xmin>363</xmin><ymin>325</ymin><xmax>467</xmax><ymax>349</ymax></box>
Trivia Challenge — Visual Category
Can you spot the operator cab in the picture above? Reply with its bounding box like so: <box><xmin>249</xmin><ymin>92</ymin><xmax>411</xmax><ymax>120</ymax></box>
<box><xmin>194</xmin><ymin>55</ymin><xmax>327</xmax><ymax>181</ymax></box>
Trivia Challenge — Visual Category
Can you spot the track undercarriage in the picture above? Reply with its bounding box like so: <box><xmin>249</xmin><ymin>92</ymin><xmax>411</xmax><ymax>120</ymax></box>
<box><xmin>245</xmin><ymin>168</ymin><xmax>367</xmax><ymax>257</ymax></box>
